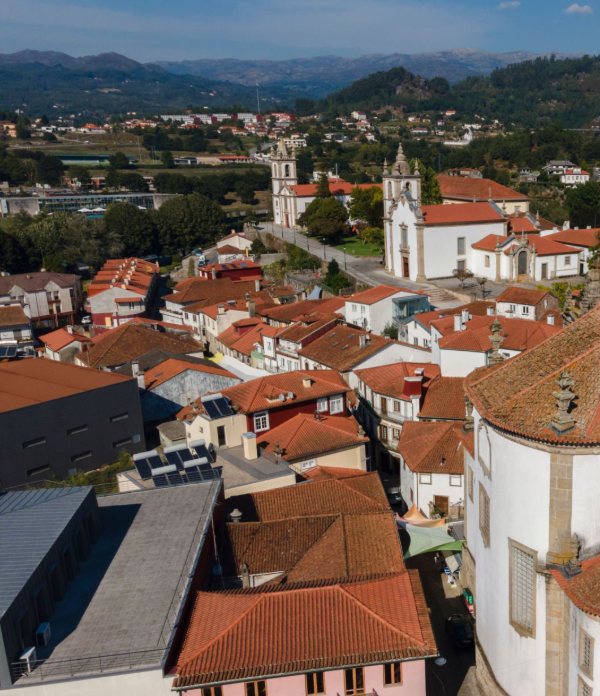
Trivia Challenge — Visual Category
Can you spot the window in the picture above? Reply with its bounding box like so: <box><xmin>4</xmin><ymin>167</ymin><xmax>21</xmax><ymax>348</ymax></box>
<box><xmin>330</xmin><ymin>395</ymin><xmax>344</xmax><ymax>414</ymax></box>
<box><xmin>344</xmin><ymin>667</ymin><xmax>364</xmax><ymax>696</ymax></box>
<box><xmin>352</xmin><ymin>304</ymin><xmax>357</xmax><ymax>312</ymax></box>
<box><xmin>360</xmin><ymin>305</ymin><xmax>366</xmax><ymax>314</ymax></box>
<box><xmin>509</xmin><ymin>539</ymin><xmax>537</xmax><ymax>636</ymax></box>
<box><xmin>254</xmin><ymin>411</ymin><xmax>270</xmax><ymax>431</ymax></box>
<box><xmin>27</xmin><ymin>464</ymin><xmax>50</xmax><ymax>477</ymax></box>
<box><xmin>522</xmin><ymin>305</ymin><xmax>530</xmax><ymax>314</ymax></box>
<box><xmin>379</xmin><ymin>425</ymin><xmax>388</xmax><ymax>441</ymax></box>
<box><xmin>485</xmin><ymin>255</ymin><xmax>490</xmax><ymax>268</ymax></box>
<box><xmin>300</xmin><ymin>459</ymin><xmax>317</xmax><ymax>471</ymax></box>
<box><xmin>67</xmin><ymin>425</ymin><xmax>88</xmax><ymax>436</ymax></box>
<box><xmin>419</xmin><ymin>473</ymin><xmax>432</xmax><ymax>484</ymax></box>
<box><xmin>579</xmin><ymin>678</ymin><xmax>593</xmax><ymax>696</ymax></box>
<box><xmin>457</xmin><ymin>237</ymin><xmax>466</xmax><ymax>255</ymax></box>
<box><xmin>565</xmin><ymin>256</ymin><xmax>572</xmax><ymax>266</ymax></box>
<box><xmin>245</xmin><ymin>682</ymin><xmax>267</xmax><ymax>696</ymax></box>
<box><xmin>401</xmin><ymin>227</ymin><xmax>408</xmax><ymax>248</ymax></box>
<box><xmin>70</xmin><ymin>451</ymin><xmax>92</xmax><ymax>463</ymax></box>
<box><xmin>317</xmin><ymin>397</ymin><xmax>328</xmax><ymax>412</ymax></box>
<box><xmin>392</xmin><ymin>428</ymin><xmax>401</xmax><ymax>440</ymax></box>
<box><xmin>202</xmin><ymin>688</ymin><xmax>223</xmax><ymax>696</ymax></box>
<box><xmin>383</xmin><ymin>662</ymin><xmax>402</xmax><ymax>686</ymax></box>
<box><xmin>109</xmin><ymin>412</ymin><xmax>129</xmax><ymax>423</ymax></box>
<box><xmin>394</xmin><ymin>400</ymin><xmax>401</xmax><ymax>412</ymax></box>
<box><xmin>450</xmin><ymin>475</ymin><xmax>462</xmax><ymax>487</ymax></box>
<box><xmin>509</xmin><ymin>304</ymin><xmax>516</xmax><ymax>313</ymax></box>
<box><xmin>306</xmin><ymin>671</ymin><xmax>325</xmax><ymax>695</ymax></box>
<box><xmin>580</xmin><ymin>628</ymin><xmax>594</xmax><ymax>678</ymax></box>
<box><xmin>457</xmin><ymin>259</ymin><xmax>466</xmax><ymax>272</ymax></box>
<box><xmin>414</xmin><ymin>337</ymin><xmax>419</xmax><ymax>346</ymax></box>
<box><xmin>479</xmin><ymin>483</ymin><xmax>490</xmax><ymax>547</ymax></box>
<box><xmin>22</xmin><ymin>436</ymin><xmax>46</xmax><ymax>449</ymax></box>
<box><xmin>112</xmin><ymin>437</ymin><xmax>133</xmax><ymax>449</ymax></box>
<box><xmin>468</xmin><ymin>467</ymin><xmax>474</xmax><ymax>502</ymax></box>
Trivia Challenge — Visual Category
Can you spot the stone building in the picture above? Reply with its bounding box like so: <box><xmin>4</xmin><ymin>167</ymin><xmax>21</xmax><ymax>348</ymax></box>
<box><xmin>462</xmin><ymin>304</ymin><xmax>600</xmax><ymax>696</ymax></box>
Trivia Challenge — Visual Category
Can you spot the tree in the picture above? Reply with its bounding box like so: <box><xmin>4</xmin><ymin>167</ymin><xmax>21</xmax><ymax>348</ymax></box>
<box><xmin>108</xmin><ymin>151</ymin><xmax>131</xmax><ymax>169</ymax></box>
<box><xmin>299</xmin><ymin>196</ymin><xmax>349</xmax><ymax>229</ymax></box>
<box><xmin>161</xmin><ymin>150</ymin><xmax>175</xmax><ymax>169</ymax></box>
<box><xmin>566</xmin><ymin>181</ymin><xmax>600</xmax><ymax>228</ymax></box>
<box><xmin>187</xmin><ymin>258</ymin><xmax>195</xmax><ymax>278</ymax></box>
<box><xmin>420</xmin><ymin>165</ymin><xmax>443</xmax><ymax>205</ymax></box>
<box><xmin>348</xmin><ymin>187</ymin><xmax>383</xmax><ymax>227</ymax></box>
<box><xmin>324</xmin><ymin>258</ymin><xmax>350</xmax><ymax>292</ymax></box>
<box><xmin>36</xmin><ymin>155</ymin><xmax>64</xmax><ymax>186</ymax></box>
<box><xmin>453</xmin><ymin>267</ymin><xmax>474</xmax><ymax>289</ymax></box>
<box><xmin>103</xmin><ymin>203</ymin><xmax>156</xmax><ymax>257</ymax></box>
<box><xmin>42</xmin><ymin>132</ymin><xmax>58</xmax><ymax>142</ymax></box>
<box><xmin>382</xmin><ymin>323</ymin><xmax>399</xmax><ymax>340</ymax></box>
<box><xmin>16</xmin><ymin>123</ymin><xmax>31</xmax><ymax>140</ymax></box>
<box><xmin>118</xmin><ymin>172</ymin><xmax>149</xmax><ymax>192</ymax></box>
<box><xmin>69</xmin><ymin>165</ymin><xmax>91</xmax><ymax>187</ymax></box>
<box><xmin>316</xmin><ymin>173</ymin><xmax>332</xmax><ymax>198</ymax></box>
<box><xmin>155</xmin><ymin>193</ymin><xmax>227</xmax><ymax>254</ymax></box>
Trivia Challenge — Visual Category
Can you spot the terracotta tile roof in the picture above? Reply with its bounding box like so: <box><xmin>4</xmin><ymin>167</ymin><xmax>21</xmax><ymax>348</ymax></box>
<box><xmin>437</xmin><ymin>174</ymin><xmax>528</xmax><ymax>201</ymax></box>
<box><xmin>0</xmin><ymin>305</ymin><xmax>29</xmax><ymax>327</ymax></box>
<box><xmin>419</xmin><ymin>376</ymin><xmax>466</xmax><ymax>420</ymax></box>
<box><xmin>432</xmin><ymin>315</ymin><xmax>561</xmax><ymax>352</ymax></box>
<box><xmin>551</xmin><ymin>553</ymin><xmax>600</xmax><ymax>617</ymax></box>
<box><xmin>216</xmin><ymin>321</ymin><xmax>280</xmax><ymax>357</ymax></box>
<box><xmin>472</xmin><ymin>234</ymin><xmax>510</xmax><ymax>251</ymax></box>
<box><xmin>163</xmin><ymin>279</ymin><xmax>261</xmax><ymax>307</ymax></box>
<box><xmin>257</xmin><ymin>413</ymin><xmax>368</xmax><ymax>461</ymax></box>
<box><xmin>421</xmin><ymin>202</ymin><xmax>505</xmax><ymax>226</ymax></box>
<box><xmin>259</xmin><ymin>297</ymin><xmax>345</xmax><ymax>324</ymax></box>
<box><xmin>174</xmin><ymin>572</ymin><xmax>437</xmax><ymax>689</ymax></box>
<box><xmin>216</xmin><ymin>244</ymin><xmax>244</xmax><ymax>256</ymax></box>
<box><xmin>87</xmin><ymin>257</ymin><xmax>158</xmax><ymax>297</ymax></box>
<box><xmin>201</xmin><ymin>259</ymin><xmax>261</xmax><ymax>274</ymax></box>
<box><xmin>270</xmin><ymin>285</ymin><xmax>297</xmax><ymax>298</ymax></box>
<box><xmin>179</xmin><ymin>369</ymin><xmax>352</xmax><ymax>419</ymax></box>
<box><xmin>219</xmin><ymin>231</ymin><xmax>249</xmax><ymax>243</ymax></box>
<box><xmin>290</xmin><ymin>181</ymin><xmax>382</xmax><ymax>197</ymax></box>
<box><xmin>303</xmin><ymin>465</ymin><xmax>374</xmax><ymax>482</ymax></box>
<box><xmin>406</xmin><ymin>302</ymin><xmax>495</xmax><ymax>332</ymax></box>
<box><xmin>77</xmin><ymin>322</ymin><xmax>202</xmax><ymax>369</ymax></box>
<box><xmin>496</xmin><ymin>287</ymin><xmax>551</xmax><ymax>306</ymax></box>
<box><xmin>40</xmin><ymin>328</ymin><xmax>91</xmax><ymax>352</ymax></box>
<box><xmin>226</xmin><ymin>470</ymin><xmax>389</xmax><ymax>522</ymax></box>
<box><xmin>298</xmin><ymin>325</ymin><xmax>391</xmax><ymax>372</ymax></box>
<box><xmin>220</xmin><ymin>511</ymin><xmax>404</xmax><ymax>581</ymax></box>
<box><xmin>276</xmin><ymin>313</ymin><xmax>339</xmax><ymax>343</ymax></box>
<box><xmin>518</xmin><ymin>237</ymin><xmax>581</xmax><ymax>257</ymax></box>
<box><xmin>545</xmin><ymin>228</ymin><xmax>600</xmax><ymax>248</ymax></box>
<box><xmin>398</xmin><ymin>421</ymin><xmax>467</xmax><ymax>475</ymax></box>
<box><xmin>0</xmin><ymin>272</ymin><xmax>80</xmax><ymax>295</ymax></box>
<box><xmin>349</xmin><ymin>285</ymin><xmax>428</xmax><ymax>304</ymax></box>
<box><xmin>142</xmin><ymin>357</ymin><xmax>238</xmax><ymax>390</ymax></box>
<box><xmin>0</xmin><ymin>360</ymin><xmax>131</xmax><ymax>414</ymax></box>
<box><xmin>506</xmin><ymin>212</ymin><xmax>556</xmax><ymax>232</ymax></box>
<box><xmin>355</xmin><ymin>362</ymin><xmax>440</xmax><ymax>400</ymax></box>
<box><xmin>466</xmin><ymin>306</ymin><xmax>600</xmax><ymax>444</ymax></box>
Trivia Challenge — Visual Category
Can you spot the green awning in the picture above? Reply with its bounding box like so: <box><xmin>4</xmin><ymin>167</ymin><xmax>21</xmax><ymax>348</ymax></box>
<box><xmin>398</xmin><ymin>520</ymin><xmax>464</xmax><ymax>559</ymax></box>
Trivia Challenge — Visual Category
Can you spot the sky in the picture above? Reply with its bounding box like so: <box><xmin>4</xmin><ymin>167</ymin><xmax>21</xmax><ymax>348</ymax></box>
<box><xmin>0</xmin><ymin>0</ymin><xmax>598</xmax><ymax>62</ymax></box>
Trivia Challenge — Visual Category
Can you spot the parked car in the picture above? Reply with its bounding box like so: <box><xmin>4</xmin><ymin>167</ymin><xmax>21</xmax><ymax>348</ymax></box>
<box><xmin>81</xmin><ymin>315</ymin><xmax>92</xmax><ymax>325</ymax></box>
<box><xmin>386</xmin><ymin>487</ymin><xmax>401</xmax><ymax>505</ymax></box>
<box><xmin>445</xmin><ymin>614</ymin><xmax>474</xmax><ymax>648</ymax></box>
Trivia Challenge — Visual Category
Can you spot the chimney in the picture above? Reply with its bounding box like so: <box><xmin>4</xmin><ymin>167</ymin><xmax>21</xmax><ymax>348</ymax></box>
<box><xmin>211</xmin><ymin>268</ymin><xmax>217</xmax><ymax>280</ymax></box>
<box><xmin>453</xmin><ymin>314</ymin><xmax>462</xmax><ymax>332</ymax></box>
<box><xmin>66</xmin><ymin>325</ymin><xmax>73</xmax><ymax>334</ymax></box>
<box><xmin>247</xmin><ymin>299</ymin><xmax>256</xmax><ymax>318</ymax></box>
<box><xmin>547</xmin><ymin>314</ymin><xmax>555</xmax><ymax>325</ymax></box>
<box><xmin>217</xmin><ymin>304</ymin><xmax>226</xmax><ymax>315</ymax></box>
<box><xmin>403</xmin><ymin>368</ymin><xmax>425</xmax><ymax>419</ymax></box>
<box><xmin>359</xmin><ymin>334</ymin><xmax>367</xmax><ymax>348</ymax></box>
<box><xmin>240</xmin><ymin>563</ymin><xmax>250</xmax><ymax>589</ymax></box>
<box><xmin>302</xmin><ymin>376</ymin><xmax>313</xmax><ymax>388</ymax></box>
<box><xmin>131</xmin><ymin>360</ymin><xmax>139</xmax><ymax>377</ymax></box>
<box><xmin>242</xmin><ymin>432</ymin><xmax>258</xmax><ymax>460</ymax></box>
<box><xmin>461</xmin><ymin>309</ymin><xmax>470</xmax><ymax>326</ymax></box>
<box><xmin>563</xmin><ymin>220</ymin><xmax>570</xmax><ymax>231</ymax></box>
<box><xmin>230</xmin><ymin>508</ymin><xmax>243</xmax><ymax>523</ymax></box>
<box><xmin>254</xmin><ymin>278</ymin><xmax>261</xmax><ymax>292</ymax></box>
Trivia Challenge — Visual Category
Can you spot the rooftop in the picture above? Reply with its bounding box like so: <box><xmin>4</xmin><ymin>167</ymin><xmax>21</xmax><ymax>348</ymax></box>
<box><xmin>276</xmin><ymin>312</ymin><xmax>339</xmax><ymax>343</ymax></box>
<box><xmin>163</xmin><ymin>278</ymin><xmax>262</xmax><ymax>307</ymax></box>
<box><xmin>466</xmin><ymin>305</ymin><xmax>600</xmax><ymax>445</ymax></box>
<box><xmin>545</xmin><ymin>228</ymin><xmax>600</xmax><ymax>248</ymax></box>
<box><xmin>0</xmin><ymin>305</ymin><xmax>29</xmax><ymax>327</ymax></box>
<box><xmin>298</xmin><ymin>325</ymin><xmax>392</xmax><ymax>372</ymax></box>
<box><xmin>40</xmin><ymin>327</ymin><xmax>91</xmax><ymax>352</ymax></box>
<box><xmin>290</xmin><ymin>181</ymin><xmax>382</xmax><ymax>197</ymax></box>
<box><xmin>216</xmin><ymin>320</ymin><xmax>281</xmax><ymax>357</ymax></box>
<box><xmin>0</xmin><ymin>271</ymin><xmax>80</xmax><ymax>295</ymax></box>
<box><xmin>421</xmin><ymin>202</ymin><xmax>505</xmax><ymax>226</ymax></box>
<box><xmin>496</xmin><ymin>286</ymin><xmax>551</xmax><ymax>306</ymax></box>
<box><xmin>0</xmin><ymin>360</ymin><xmax>132</xmax><ymax>414</ymax></box>
<box><xmin>551</xmin><ymin>553</ymin><xmax>600</xmax><ymax>617</ymax></box>
<box><xmin>142</xmin><ymin>357</ymin><xmax>239</xmax><ymax>390</ymax></box>
<box><xmin>437</xmin><ymin>174</ymin><xmax>528</xmax><ymax>201</ymax></box>
<box><xmin>398</xmin><ymin>421</ymin><xmax>470</xmax><ymax>474</ymax></box>
<box><xmin>355</xmin><ymin>362</ymin><xmax>439</xmax><ymax>401</ymax></box>
<box><xmin>419</xmin><ymin>376</ymin><xmax>467</xmax><ymax>421</ymax></box>
<box><xmin>259</xmin><ymin>297</ymin><xmax>345</xmax><ymax>324</ymax></box>
<box><xmin>348</xmin><ymin>284</ymin><xmax>426</xmax><ymax>304</ymax></box>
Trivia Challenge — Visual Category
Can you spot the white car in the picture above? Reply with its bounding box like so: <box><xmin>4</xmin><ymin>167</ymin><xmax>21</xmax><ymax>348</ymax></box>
<box><xmin>80</xmin><ymin>315</ymin><xmax>92</xmax><ymax>325</ymax></box>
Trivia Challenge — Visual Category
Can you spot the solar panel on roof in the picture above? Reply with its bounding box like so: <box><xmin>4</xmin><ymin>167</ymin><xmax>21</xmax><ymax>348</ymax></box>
<box><xmin>240</xmin><ymin>262</ymin><xmax>247</xmax><ymax>268</ymax></box>
<box><xmin>166</xmin><ymin>471</ymin><xmax>184</xmax><ymax>485</ymax></box>
<box><xmin>203</xmin><ymin>399</ymin><xmax>220</xmax><ymax>419</ymax></box>
<box><xmin>213</xmin><ymin>397</ymin><xmax>234</xmax><ymax>417</ymax></box>
<box><xmin>153</xmin><ymin>474</ymin><xmax>168</xmax><ymax>488</ymax></box>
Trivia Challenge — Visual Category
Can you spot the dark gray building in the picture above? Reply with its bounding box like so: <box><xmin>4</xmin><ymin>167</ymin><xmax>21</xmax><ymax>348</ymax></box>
<box><xmin>0</xmin><ymin>360</ymin><xmax>145</xmax><ymax>490</ymax></box>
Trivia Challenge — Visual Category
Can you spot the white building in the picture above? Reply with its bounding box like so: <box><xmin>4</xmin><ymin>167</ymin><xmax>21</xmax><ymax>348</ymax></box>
<box><xmin>0</xmin><ymin>305</ymin><xmax>33</xmax><ymax>353</ymax></box>
<box><xmin>344</xmin><ymin>285</ymin><xmax>430</xmax><ymax>335</ymax></box>
<box><xmin>462</xmin><ymin>302</ymin><xmax>600</xmax><ymax>696</ymax></box>
<box><xmin>560</xmin><ymin>167</ymin><xmax>590</xmax><ymax>186</ymax></box>
<box><xmin>495</xmin><ymin>287</ymin><xmax>560</xmax><ymax>322</ymax></box>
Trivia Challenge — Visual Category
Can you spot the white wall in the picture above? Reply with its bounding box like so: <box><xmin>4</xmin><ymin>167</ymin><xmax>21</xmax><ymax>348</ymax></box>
<box><xmin>567</xmin><ymin>605</ymin><xmax>600</xmax><ymax>696</ymax></box>
<box><xmin>533</xmin><ymin>252</ymin><xmax>580</xmax><ymax>280</ymax></box>
<box><xmin>439</xmin><ymin>349</ymin><xmax>486</xmax><ymax>377</ymax></box>
<box><xmin>401</xmin><ymin>319</ymin><xmax>432</xmax><ymax>348</ymax></box>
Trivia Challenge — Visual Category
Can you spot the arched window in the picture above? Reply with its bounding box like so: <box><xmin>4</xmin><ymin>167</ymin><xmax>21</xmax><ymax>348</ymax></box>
<box><xmin>387</xmin><ymin>182</ymin><xmax>393</xmax><ymax>199</ymax></box>
<box><xmin>284</xmin><ymin>164</ymin><xmax>290</xmax><ymax>178</ymax></box>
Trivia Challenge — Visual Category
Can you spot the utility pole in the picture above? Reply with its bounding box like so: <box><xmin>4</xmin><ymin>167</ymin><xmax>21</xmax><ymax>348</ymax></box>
<box><xmin>256</xmin><ymin>82</ymin><xmax>261</xmax><ymax>115</ymax></box>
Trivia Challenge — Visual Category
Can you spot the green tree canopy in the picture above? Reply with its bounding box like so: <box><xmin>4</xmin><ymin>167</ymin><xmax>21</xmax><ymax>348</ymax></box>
<box><xmin>160</xmin><ymin>150</ymin><xmax>175</xmax><ymax>168</ymax></box>
<box><xmin>566</xmin><ymin>181</ymin><xmax>600</xmax><ymax>228</ymax></box>
<box><xmin>108</xmin><ymin>151</ymin><xmax>131</xmax><ymax>169</ymax></box>
<box><xmin>348</xmin><ymin>186</ymin><xmax>383</xmax><ymax>227</ymax></box>
<box><xmin>155</xmin><ymin>193</ymin><xmax>226</xmax><ymax>254</ymax></box>
<box><xmin>103</xmin><ymin>203</ymin><xmax>156</xmax><ymax>257</ymax></box>
<box><xmin>316</xmin><ymin>172</ymin><xmax>332</xmax><ymax>198</ymax></box>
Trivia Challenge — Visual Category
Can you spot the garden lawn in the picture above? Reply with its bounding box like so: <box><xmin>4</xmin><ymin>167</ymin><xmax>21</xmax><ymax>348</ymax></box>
<box><xmin>335</xmin><ymin>235</ymin><xmax>382</xmax><ymax>257</ymax></box>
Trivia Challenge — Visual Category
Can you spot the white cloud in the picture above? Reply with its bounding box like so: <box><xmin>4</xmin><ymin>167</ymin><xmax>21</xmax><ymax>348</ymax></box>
<box><xmin>564</xmin><ymin>3</ymin><xmax>594</xmax><ymax>13</ymax></box>
<box><xmin>498</xmin><ymin>1</ymin><xmax>521</xmax><ymax>10</ymax></box>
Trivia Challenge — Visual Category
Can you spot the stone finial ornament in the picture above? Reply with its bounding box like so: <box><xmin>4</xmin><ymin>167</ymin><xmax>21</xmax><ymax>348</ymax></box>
<box><xmin>392</xmin><ymin>142</ymin><xmax>411</xmax><ymax>176</ymax></box>
<box><xmin>464</xmin><ymin>395</ymin><xmax>474</xmax><ymax>432</ymax></box>
<box><xmin>566</xmin><ymin>533</ymin><xmax>583</xmax><ymax>576</ymax></box>
<box><xmin>581</xmin><ymin>255</ymin><xmax>600</xmax><ymax>315</ymax></box>
<box><xmin>488</xmin><ymin>318</ymin><xmax>505</xmax><ymax>366</ymax></box>
<box><xmin>550</xmin><ymin>370</ymin><xmax>577</xmax><ymax>435</ymax></box>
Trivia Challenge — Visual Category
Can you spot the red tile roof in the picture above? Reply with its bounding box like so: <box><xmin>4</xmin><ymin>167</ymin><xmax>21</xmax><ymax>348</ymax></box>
<box><xmin>496</xmin><ymin>287</ymin><xmax>551</xmax><ymax>306</ymax></box>
<box><xmin>201</xmin><ymin>259</ymin><xmax>261</xmax><ymax>274</ymax></box>
<box><xmin>257</xmin><ymin>413</ymin><xmax>368</xmax><ymax>461</ymax></box>
<box><xmin>216</xmin><ymin>321</ymin><xmax>281</xmax><ymax>357</ymax></box>
<box><xmin>349</xmin><ymin>285</ymin><xmax>427</xmax><ymax>304</ymax></box>
<box><xmin>219</xmin><ymin>231</ymin><xmax>249</xmax><ymax>243</ymax></box>
<box><xmin>398</xmin><ymin>421</ymin><xmax>467</xmax><ymax>474</ymax></box>
<box><xmin>437</xmin><ymin>174</ymin><xmax>528</xmax><ymax>201</ymax></box>
<box><xmin>142</xmin><ymin>357</ymin><xmax>238</xmax><ymax>390</ymax></box>
<box><xmin>523</xmin><ymin>237</ymin><xmax>581</xmax><ymax>257</ymax></box>
<box><xmin>419</xmin><ymin>376</ymin><xmax>467</xmax><ymax>420</ymax></box>
<box><xmin>215</xmin><ymin>244</ymin><xmax>243</xmax><ymax>255</ymax></box>
<box><xmin>40</xmin><ymin>328</ymin><xmax>91</xmax><ymax>352</ymax></box>
<box><xmin>164</xmin><ymin>278</ymin><xmax>263</xmax><ymax>307</ymax></box>
<box><xmin>545</xmin><ymin>228</ymin><xmax>600</xmax><ymax>248</ymax></box>
<box><xmin>421</xmin><ymin>202</ymin><xmax>505</xmax><ymax>226</ymax></box>
<box><xmin>276</xmin><ymin>312</ymin><xmax>339</xmax><ymax>343</ymax></box>
<box><xmin>355</xmin><ymin>362</ymin><xmax>440</xmax><ymax>401</ymax></box>
<box><xmin>551</xmin><ymin>553</ymin><xmax>600</xmax><ymax>616</ymax></box>
<box><xmin>0</xmin><ymin>305</ymin><xmax>29</xmax><ymax>327</ymax></box>
<box><xmin>432</xmin><ymin>315</ymin><xmax>561</xmax><ymax>352</ymax></box>
<box><xmin>87</xmin><ymin>257</ymin><xmax>158</xmax><ymax>297</ymax></box>
<box><xmin>472</xmin><ymin>234</ymin><xmax>510</xmax><ymax>251</ymax></box>
<box><xmin>466</xmin><ymin>306</ymin><xmax>600</xmax><ymax>444</ymax></box>
<box><xmin>179</xmin><ymin>369</ymin><xmax>352</xmax><ymax>419</ymax></box>
<box><xmin>173</xmin><ymin>572</ymin><xmax>437</xmax><ymax>689</ymax></box>
<box><xmin>407</xmin><ymin>302</ymin><xmax>496</xmax><ymax>331</ymax></box>
<box><xmin>259</xmin><ymin>297</ymin><xmax>345</xmax><ymax>324</ymax></box>
<box><xmin>290</xmin><ymin>181</ymin><xmax>382</xmax><ymax>197</ymax></box>
<box><xmin>0</xmin><ymin>360</ymin><xmax>132</xmax><ymax>414</ymax></box>
<box><xmin>298</xmin><ymin>325</ymin><xmax>392</xmax><ymax>372</ymax></box>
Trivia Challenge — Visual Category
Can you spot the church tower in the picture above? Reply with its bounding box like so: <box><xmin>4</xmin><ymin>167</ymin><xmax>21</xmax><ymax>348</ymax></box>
<box><xmin>271</xmin><ymin>138</ymin><xmax>297</xmax><ymax>197</ymax></box>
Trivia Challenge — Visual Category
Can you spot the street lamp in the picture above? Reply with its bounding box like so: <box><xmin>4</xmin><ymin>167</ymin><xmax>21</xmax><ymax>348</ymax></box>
<box><xmin>343</xmin><ymin>246</ymin><xmax>347</xmax><ymax>270</ymax></box>
<box><xmin>322</xmin><ymin>239</ymin><xmax>326</xmax><ymax>260</ymax></box>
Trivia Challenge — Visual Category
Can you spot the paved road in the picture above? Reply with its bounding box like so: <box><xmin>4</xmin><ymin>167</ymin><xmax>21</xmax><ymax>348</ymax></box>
<box><xmin>257</xmin><ymin>222</ymin><xmax>462</xmax><ymax>309</ymax></box>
